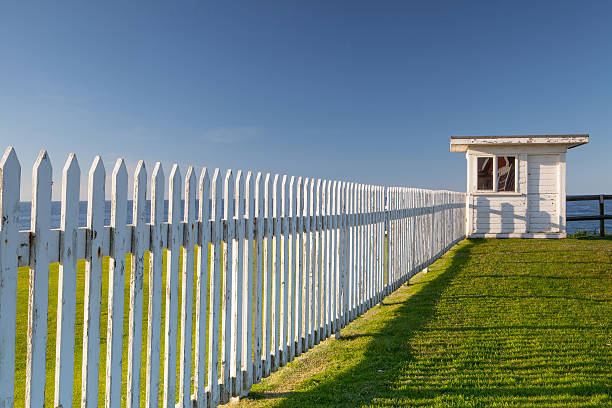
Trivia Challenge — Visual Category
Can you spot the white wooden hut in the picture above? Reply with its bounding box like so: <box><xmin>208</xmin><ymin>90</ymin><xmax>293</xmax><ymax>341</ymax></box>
<box><xmin>450</xmin><ymin>134</ymin><xmax>589</xmax><ymax>238</ymax></box>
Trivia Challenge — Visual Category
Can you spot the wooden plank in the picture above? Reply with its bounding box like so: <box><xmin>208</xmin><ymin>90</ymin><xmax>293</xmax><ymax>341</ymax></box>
<box><xmin>242</xmin><ymin>171</ymin><xmax>254</xmax><ymax>393</ymax></box>
<box><xmin>324</xmin><ymin>180</ymin><xmax>331</xmax><ymax>339</ymax></box>
<box><xmin>271</xmin><ymin>174</ymin><xmax>281</xmax><ymax>370</ymax></box>
<box><xmin>294</xmin><ymin>177</ymin><xmax>303</xmax><ymax>357</ymax></box>
<box><xmin>145</xmin><ymin>163</ymin><xmax>165</xmax><ymax>408</ymax></box>
<box><xmin>230</xmin><ymin>171</ymin><xmax>244</xmax><ymax>396</ymax></box>
<box><xmin>313</xmin><ymin>179</ymin><xmax>321</xmax><ymax>344</ymax></box>
<box><xmin>162</xmin><ymin>164</ymin><xmax>182</xmax><ymax>408</ymax></box>
<box><xmin>105</xmin><ymin>159</ymin><xmax>129</xmax><ymax>408</ymax></box>
<box><xmin>54</xmin><ymin>153</ymin><xmax>80</xmax><ymax>408</ymax></box>
<box><xmin>25</xmin><ymin>151</ymin><xmax>52</xmax><ymax>407</ymax></box>
<box><xmin>262</xmin><ymin>173</ymin><xmax>272</xmax><ymax>377</ymax></box>
<box><xmin>302</xmin><ymin>178</ymin><xmax>312</xmax><ymax>351</ymax></box>
<box><xmin>0</xmin><ymin>147</ymin><xmax>20</xmax><ymax>408</ymax></box>
<box><xmin>81</xmin><ymin>156</ymin><xmax>105</xmax><ymax>408</ymax></box>
<box><xmin>287</xmin><ymin>176</ymin><xmax>296</xmax><ymax>362</ymax></box>
<box><xmin>220</xmin><ymin>169</ymin><xmax>235</xmax><ymax>403</ymax></box>
<box><xmin>207</xmin><ymin>169</ymin><xmax>223</xmax><ymax>406</ymax></box>
<box><xmin>126</xmin><ymin>161</ymin><xmax>147</xmax><ymax>408</ymax></box>
<box><xmin>193</xmin><ymin>167</ymin><xmax>210</xmax><ymax>408</ymax></box>
<box><xmin>253</xmin><ymin>172</ymin><xmax>263</xmax><ymax>384</ymax></box>
<box><xmin>279</xmin><ymin>175</ymin><xmax>288</xmax><ymax>366</ymax></box>
<box><xmin>307</xmin><ymin>178</ymin><xmax>315</xmax><ymax>349</ymax></box>
<box><xmin>179</xmin><ymin>167</ymin><xmax>196</xmax><ymax>407</ymax></box>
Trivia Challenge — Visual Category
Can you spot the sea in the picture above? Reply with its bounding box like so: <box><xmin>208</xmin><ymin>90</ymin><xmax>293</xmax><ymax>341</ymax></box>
<box><xmin>13</xmin><ymin>199</ymin><xmax>610</xmax><ymax>236</ymax></box>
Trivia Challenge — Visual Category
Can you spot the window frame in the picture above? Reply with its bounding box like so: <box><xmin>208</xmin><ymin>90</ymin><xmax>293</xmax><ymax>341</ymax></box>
<box><xmin>474</xmin><ymin>154</ymin><xmax>518</xmax><ymax>193</ymax></box>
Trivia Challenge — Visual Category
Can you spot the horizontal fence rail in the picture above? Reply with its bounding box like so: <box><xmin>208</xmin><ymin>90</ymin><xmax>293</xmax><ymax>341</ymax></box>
<box><xmin>567</xmin><ymin>194</ymin><xmax>612</xmax><ymax>237</ymax></box>
<box><xmin>0</xmin><ymin>147</ymin><xmax>466</xmax><ymax>408</ymax></box>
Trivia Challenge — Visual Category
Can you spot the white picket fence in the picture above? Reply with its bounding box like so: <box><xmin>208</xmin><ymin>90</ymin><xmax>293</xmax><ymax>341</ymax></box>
<box><xmin>0</xmin><ymin>146</ymin><xmax>465</xmax><ymax>408</ymax></box>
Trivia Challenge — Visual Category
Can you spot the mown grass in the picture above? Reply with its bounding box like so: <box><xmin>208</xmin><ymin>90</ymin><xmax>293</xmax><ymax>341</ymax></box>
<box><xmin>230</xmin><ymin>238</ymin><xmax>612</xmax><ymax>408</ymax></box>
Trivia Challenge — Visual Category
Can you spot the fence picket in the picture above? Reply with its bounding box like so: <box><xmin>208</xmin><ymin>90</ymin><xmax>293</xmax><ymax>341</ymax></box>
<box><xmin>242</xmin><ymin>171</ymin><xmax>254</xmax><ymax>393</ymax></box>
<box><xmin>146</xmin><ymin>162</ymin><xmax>165</xmax><ymax>408</ymax></box>
<box><xmin>81</xmin><ymin>156</ymin><xmax>105</xmax><ymax>408</ymax></box>
<box><xmin>262</xmin><ymin>173</ymin><xmax>272</xmax><ymax>377</ymax></box>
<box><xmin>294</xmin><ymin>177</ymin><xmax>303</xmax><ymax>357</ymax></box>
<box><xmin>126</xmin><ymin>161</ymin><xmax>147</xmax><ymax>408</ymax></box>
<box><xmin>230</xmin><ymin>171</ymin><xmax>244</xmax><ymax>396</ymax></box>
<box><xmin>179</xmin><ymin>167</ymin><xmax>197</xmax><ymax>407</ymax></box>
<box><xmin>54</xmin><ymin>153</ymin><xmax>80</xmax><ymax>408</ymax></box>
<box><xmin>0</xmin><ymin>147</ymin><xmax>20</xmax><ymax>408</ymax></box>
<box><xmin>25</xmin><ymin>150</ymin><xmax>52</xmax><ymax>408</ymax></box>
<box><xmin>220</xmin><ymin>170</ymin><xmax>235</xmax><ymax>403</ymax></box>
<box><xmin>105</xmin><ymin>159</ymin><xmax>129</xmax><ymax>408</ymax></box>
<box><xmin>207</xmin><ymin>169</ymin><xmax>223</xmax><ymax>406</ymax></box>
<box><xmin>162</xmin><ymin>164</ymin><xmax>182</xmax><ymax>408</ymax></box>
<box><xmin>253</xmin><ymin>172</ymin><xmax>263</xmax><ymax>384</ymax></box>
<box><xmin>194</xmin><ymin>167</ymin><xmax>210</xmax><ymax>408</ymax></box>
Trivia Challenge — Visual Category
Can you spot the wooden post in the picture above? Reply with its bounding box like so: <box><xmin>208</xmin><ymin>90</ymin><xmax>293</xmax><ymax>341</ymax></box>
<box><xmin>600</xmin><ymin>195</ymin><xmax>605</xmax><ymax>237</ymax></box>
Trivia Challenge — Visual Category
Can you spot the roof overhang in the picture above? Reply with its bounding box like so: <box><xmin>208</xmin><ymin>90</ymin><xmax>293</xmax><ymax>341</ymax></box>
<box><xmin>449</xmin><ymin>134</ymin><xmax>589</xmax><ymax>152</ymax></box>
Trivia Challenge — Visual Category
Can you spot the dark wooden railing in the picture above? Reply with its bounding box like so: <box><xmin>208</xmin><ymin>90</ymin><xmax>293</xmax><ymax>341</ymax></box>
<box><xmin>566</xmin><ymin>195</ymin><xmax>612</xmax><ymax>237</ymax></box>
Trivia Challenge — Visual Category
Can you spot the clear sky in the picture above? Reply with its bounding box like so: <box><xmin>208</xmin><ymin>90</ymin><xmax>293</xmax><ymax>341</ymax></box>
<box><xmin>1</xmin><ymin>1</ymin><xmax>610</xmax><ymax>200</ymax></box>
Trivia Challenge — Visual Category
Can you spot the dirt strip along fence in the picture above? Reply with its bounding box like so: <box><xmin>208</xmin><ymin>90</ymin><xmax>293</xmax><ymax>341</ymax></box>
<box><xmin>0</xmin><ymin>147</ymin><xmax>466</xmax><ymax>408</ymax></box>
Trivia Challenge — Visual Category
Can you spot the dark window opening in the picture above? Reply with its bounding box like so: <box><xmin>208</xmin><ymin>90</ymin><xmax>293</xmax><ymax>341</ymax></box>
<box><xmin>497</xmin><ymin>156</ymin><xmax>515</xmax><ymax>192</ymax></box>
<box><xmin>477</xmin><ymin>157</ymin><xmax>493</xmax><ymax>190</ymax></box>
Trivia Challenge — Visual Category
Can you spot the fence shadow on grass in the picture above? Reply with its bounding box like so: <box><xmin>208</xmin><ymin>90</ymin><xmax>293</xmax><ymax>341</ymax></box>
<box><xmin>245</xmin><ymin>241</ymin><xmax>476</xmax><ymax>407</ymax></box>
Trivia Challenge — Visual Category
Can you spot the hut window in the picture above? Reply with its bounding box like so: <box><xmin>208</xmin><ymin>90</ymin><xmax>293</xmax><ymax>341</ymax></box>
<box><xmin>477</xmin><ymin>157</ymin><xmax>493</xmax><ymax>190</ymax></box>
<box><xmin>497</xmin><ymin>156</ymin><xmax>516</xmax><ymax>191</ymax></box>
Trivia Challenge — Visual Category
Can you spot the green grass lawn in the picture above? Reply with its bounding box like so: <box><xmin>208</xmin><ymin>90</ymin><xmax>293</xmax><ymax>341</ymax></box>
<box><xmin>230</xmin><ymin>238</ymin><xmax>612</xmax><ymax>408</ymax></box>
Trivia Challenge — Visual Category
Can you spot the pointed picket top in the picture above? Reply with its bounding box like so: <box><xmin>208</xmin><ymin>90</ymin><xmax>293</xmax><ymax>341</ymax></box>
<box><xmin>279</xmin><ymin>175</ymin><xmax>287</xmax><ymax>218</ymax></box>
<box><xmin>295</xmin><ymin>177</ymin><xmax>302</xmax><ymax>218</ymax></box>
<box><xmin>254</xmin><ymin>172</ymin><xmax>262</xmax><ymax>218</ymax></box>
<box><xmin>111</xmin><ymin>158</ymin><xmax>128</xmax><ymax>228</ymax></box>
<box><xmin>223</xmin><ymin>169</ymin><xmax>235</xmax><ymax>220</ymax></box>
<box><xmin>133</xmin><ymin>160</ymin><xmax>147</xmax><ymax>227</ymax></box>
<box><xmin>169</xmin><ymin>164</ymin><xmax>182</xmax><ymax>224</ymax></box>
<box><xmin>0</xmin><ymin>146</ymin><xmax>20</xmax><ymax>233</ymax></box>
<box><xmin>309</xmin><ymin>178</ymin><xmax>315</xmax><ymax>216</ymax></box>
<box><xmin>87</xmin><ymin>156</ymin><xmax>105</xmax><ymax>224</ymax></box>
<box><xmin>235</xmin><ymin>170</ymin><xmax>244</xmax><ymax>218</ymax></box>
<box><xmin>60</xmin><ymin>153</ymin><xmax>80</xmax><ymax>228</ymax></box>
<box><xmin>185</xmin><ymin>166</ymin><xmax>197</xmax><ymax>223</ymax></box>
<box><xmin>211</xmin><ymin>168</ymin><xmax>222</xmax><ymax>222</ymax></box>
<box><xmin>264</xmin><ymin>173</ymin><xmax>272</xmax><ymax>219</ymax></box>
<box><xmin>31</xmin><ymin>150</ymin><xmax>52</xmax><ymax>230</ymax></box>
<box><xmin>151</xmin><ymin>162</ymin><xmax>164</xmax><ymax>224</ymax></box>
<box><xmin>245</xmin><ymin>171</ymin><xmax>253</xmax><ymax>219</ymax></box>
<box><xmin>289</xmin><ymin>176</ymin><xmax>296</xmax><ymax>217</ymax></box>
<box><xmin>302</xmin><ymin>178</ymin><xmax>310</xmax><ymax>217</ymax></box>
<box><xmin>272</xmin><ymin>174</ymin><xmax>280</xmax><ymax>218</ymax></box>
<box><xmin>199</xmin><ymin>168</ymin><xmax>210</xmax><ymax>222</ymax></box>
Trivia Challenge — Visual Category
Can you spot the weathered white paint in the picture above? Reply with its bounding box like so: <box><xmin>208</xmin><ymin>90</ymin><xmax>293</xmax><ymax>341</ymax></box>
<box><xmin>126</xmin><ymin>161</ymin><xmax>147</xmax><ymax>408</ymax></box>
<box><xmin>0</xmin><ymin>147</ymin><xmax>20</xmax><ymax>408</ymax></box>
<box><xmin>81</xmin><ymin>156</ymin><xmax>104</xmax><ymax>408</ymax></box>
<box><xmin>145</xmin><ymin>162</ymin><xmax>164</xmax><ymax>408</ymax></box>
<box><xmin>0</xmin><ymin>148</ymin><xmax>467</xmax><ymax>408</ymax></box>
<box><xmin>54</xmin><ymin>153</ymin><xmax>80</xmax><ymax>408</ymax></box>
<box><xmin>162</xmin><ymin>164</ymin><xmax>181</xmax><ymax>408</ymax></box>
<box><xmin>105</xmin><ymin>159</ymin><xmax>128</xmax><ymax>408</ymax></box>
<box><xmin>207</xmin><ymin>168</ymin><xmax>223</xmax><ymax>406</ymax></box>
<box><xmin>25</xmin><ymin>150</ymin><xmax>52</xmax><ymax>408</ymax></box>
<box><xmin>179</xmin><ymin>166</ymin><xmax>196</xmax><ymax>407</ymax></box>
<box><xmin>193</xmin><ymin>167</ymin><xmax>210</xmax><ymax>408</ymax></box>
<box><xmin>220</xmin><ymin>169</ymin><xmax>234</xmax><ymax>403</ymax></box>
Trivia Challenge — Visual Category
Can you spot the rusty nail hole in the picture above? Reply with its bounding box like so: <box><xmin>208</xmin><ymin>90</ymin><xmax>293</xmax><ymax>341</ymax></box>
<box><xmin>97</xmin><ymin>247</ymin><xmax>102</xmax><ymax>258</ymax></box>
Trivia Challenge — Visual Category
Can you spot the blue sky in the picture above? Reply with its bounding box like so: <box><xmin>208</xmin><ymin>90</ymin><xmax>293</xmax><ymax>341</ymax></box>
<box><xmin>1</xmin><ymin>1</ymin><xmax>610</xmax><ymax>199</ymax></box>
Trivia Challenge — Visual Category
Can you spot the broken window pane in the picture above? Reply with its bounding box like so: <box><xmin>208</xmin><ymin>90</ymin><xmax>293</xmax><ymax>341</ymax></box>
<box><xmin>477</xmin><ymin>157</ymin><xmax>493</xmax><ymax>190</ymax></box>
<box><xmin>497</xmin><ymin>156</ymin><xmax>515</xmax><ymax>192</ymax></box>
